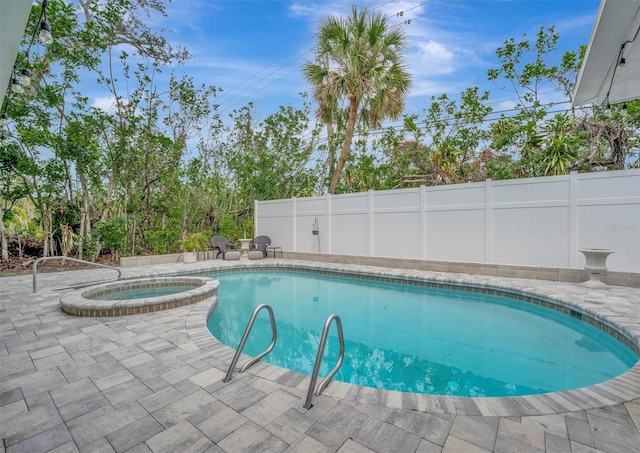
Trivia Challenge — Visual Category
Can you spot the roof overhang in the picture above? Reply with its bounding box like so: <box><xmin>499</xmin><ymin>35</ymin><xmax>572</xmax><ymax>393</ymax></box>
<box><xmin>1</xmin><ymin>0</ymin><xmax>33</xmax><ymax>107</ymax></box>
<box><xmin>573</xmin><ymin>0</ymin><xmax>640</xmax><ymax>106</ymax></box>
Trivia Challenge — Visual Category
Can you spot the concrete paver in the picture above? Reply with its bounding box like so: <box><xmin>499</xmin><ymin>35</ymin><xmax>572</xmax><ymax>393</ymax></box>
<box><xmin>448</xmin><ymin>416</ymin><xmax>498</xmax><ymax>451</ymax></box>
<box><xmin>1</xmin><ymin>259</ymin><xmax>639</xmax><ymax>452</ymax></box>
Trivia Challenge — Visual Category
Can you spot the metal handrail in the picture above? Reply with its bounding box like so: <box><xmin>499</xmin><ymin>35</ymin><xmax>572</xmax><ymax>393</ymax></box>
<box><xmin>32</xmin><ymin>256</ymin><xmax>122</xmax><ymax>293</ymax></box>
<box><xmin>303</xmin><ymin>314</ymin><xmax>345</xmax><ymax>409</ymax></box>
<box><xmin>223</xmin><ymin>304</ymin><xmax>277</xmax><ymax>383</ymax></box>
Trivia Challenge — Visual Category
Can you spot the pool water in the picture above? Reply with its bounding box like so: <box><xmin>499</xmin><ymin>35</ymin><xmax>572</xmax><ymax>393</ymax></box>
<box><xmin>91</xmin><ymin>285</ymin><xmax>196</xmax><ymax>300</ymax></box>
<box><xmin>206</xmin><ymin>271</ymin><xmax>637</xmax><ymax>397</ymax></box>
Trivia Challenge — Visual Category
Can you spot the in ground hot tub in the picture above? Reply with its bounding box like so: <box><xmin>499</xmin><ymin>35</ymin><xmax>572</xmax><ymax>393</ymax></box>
<box><xmin>61</xmin><ymin>277</ymin><xmax>218</xmax><ymax>316</ymax></box>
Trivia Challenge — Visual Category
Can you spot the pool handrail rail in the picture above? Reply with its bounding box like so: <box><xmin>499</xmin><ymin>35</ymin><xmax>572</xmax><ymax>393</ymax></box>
<box><xmin>32</xmin><ymin>256</ymin><xmax>122</xmax><ymax>293</ymax></box>
<box><xmin>223</xmin><ymin>303</ymin><xmax>277</xmax><ymax>383</ymax></box>
<box><xmin>303</xmin><ymin>313</ymin><xmax>345</xmax><ymax>409</ymax></box>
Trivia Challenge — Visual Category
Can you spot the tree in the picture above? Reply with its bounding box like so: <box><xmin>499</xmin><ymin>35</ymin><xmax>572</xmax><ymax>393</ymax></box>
<box><xmin>536</xmin><ymin>113</ymin><xmax>582</xmax><ymax>175</ymax></box>
<box><xmin>487</xmin><ymin>26</ymin><xmax>561</xmax><ymax>122</ymax></box>
<box><xmin>303</xmin><ymin>5</ymin><xmax>412</xmax><ymax>194</ymax></box>
<box><xmin>217</xmin><ymin>102</ymin><xmax>319</xmax><ymax>209</ymax></box>
<box><xmin>486</xmin><ymin>26</ymin><xmax>589</xmax><ymax>177</ymax></box>
<box><xmin>420</xmin><ymin>88</ymin><xmax>493</xmax><ymax>183</ymax></box>
<box><xmin>575</xmin><ymin>101</ymin><xmax>639</xmax><ymax>171</ymax></box>
<box><xmin>1</xmin><ymin>0</ymin><xmax>209</xmax><ymax>260</ymax></box>
<box><xmin>374</xmin><ymin>88</ymin><xmax>493</xmax><ymax>187</ymax></box>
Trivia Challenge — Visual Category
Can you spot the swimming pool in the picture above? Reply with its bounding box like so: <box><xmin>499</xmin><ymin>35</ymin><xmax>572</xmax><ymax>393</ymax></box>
<box><xmin>206</xmin><ymin>270</ymin><xmax>638</xmax><ymax>397</ymax></box>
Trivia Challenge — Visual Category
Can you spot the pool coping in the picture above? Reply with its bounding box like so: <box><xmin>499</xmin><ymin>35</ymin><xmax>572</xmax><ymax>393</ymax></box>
<box><xmin>169</xmin><ymin>259</ymin><xmax>639</xmax><ymax>417</ymax></box>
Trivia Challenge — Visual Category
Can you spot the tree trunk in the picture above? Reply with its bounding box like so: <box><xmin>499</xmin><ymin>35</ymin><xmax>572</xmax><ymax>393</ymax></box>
<box><xmin>41</xmin><ymin>205</ymin><xmax>52</xmax><ymax>257</ymax></box>
<box><xmin>92</xmin><ymin>170</ymin><xmax>116</xmax><ymax>262</ymax></box>
<box><xmin>98</xmin><ymin>171</ymin><xmax>115</xmax><ymax>222</ymax></box>
<box><xmin>326</xmin><ymin>122</ymin><xmax>335</xmax><ymax>181</ymax></box>
<box><xmin>78</xmin><ymin>171</ymin><xmax>91</xmax><ymax>260</ymax></box>
<box><xmin>328</xmin><ymin>97</ymin><xmax>359</xmax><ymax>194</ymax></box>
<box><xmin>324</xmin><ymin>54</ymin><xmax>336</xmax><ymax>180</ymax></box>
<box><xmin>0</xmin><ymin>194</ymin><xmax>8</xmax><ymax>262</ymax></box>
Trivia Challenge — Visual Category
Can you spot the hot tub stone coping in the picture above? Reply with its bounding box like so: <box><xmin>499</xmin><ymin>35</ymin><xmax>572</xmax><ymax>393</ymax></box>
<box><xmin>60</xmin><ymin>276</ymin><xmax>218</xmax><ymax>316</ymax></box>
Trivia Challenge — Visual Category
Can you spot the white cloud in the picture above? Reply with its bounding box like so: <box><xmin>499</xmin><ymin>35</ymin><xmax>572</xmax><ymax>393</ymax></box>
<box><xmin>555</xmin><ymin>13</ymin><xmax>596</xmax><ymax>35</ymax></box>
<box><xmin>289</xmin><ymin>1</ymin><xmax>345</xmax><ymax>24</ymax></box>
<box><xmin>496</xmin><ymin>98</ymin><xmax>518</xmax><ymax>112</ymax></box>
<box><xmin>412</xmin><ymin>40</ymin><xmax>455</xmax><ymax>75</ymax></box>
<box><xmin>92</xmin><ymin>96</ymin><xmax>118</xmax><ymax>113</ymax></box>
<box><xmin>409</xmin><ymin>80</ymin><xmax>454</xmax><ymax>99</ymax></box>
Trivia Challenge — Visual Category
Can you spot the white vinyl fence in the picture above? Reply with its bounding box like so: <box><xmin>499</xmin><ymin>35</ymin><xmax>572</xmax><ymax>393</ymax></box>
<box><xmin>254</xmin><ymin>169</ymin><xmax>640</xmax><ymax>273</ymax></box>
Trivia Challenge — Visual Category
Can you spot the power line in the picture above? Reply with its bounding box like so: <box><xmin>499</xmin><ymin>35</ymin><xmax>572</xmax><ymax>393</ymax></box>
<box><xmin>216</xmin><ymin>47</ymin><xmax>314</xmax><ymax>114</ymax></box>
<box><xmin>215</xmin><ymin>1</ymin><xmax>464</xmax><ymax>117</ymax></box>
<box><xmin>372</xmin><ymin>0</ymin><xmax>399</xmax><ymax>12</ymax></box>
<box><xmin>300</xmin><ymin>100</ymin><xmax>589</xmax><ymax>153</ymax></box>
<box><xmin>394</xmin><ymin>0</ymin><xmax>437</xmax><ymax>23</ymax></box>
<box><xmin>398</xmin><ymin>0</ymin><xmax>464</xmax><ymax>25</ymax></box>
<box><xmin>364</xmin><ymin>102</ymin><xmax>587</xmax><ymax>139</ymax></box>
<box><xmin>215</xmin><ymin>0</ymin><xmax>404</xmax><ymax>112</ymax></box>
<box><xmin>214</xmin><ymin>36</ymin><xmax>317</xmax><ymax>108</ymax></box>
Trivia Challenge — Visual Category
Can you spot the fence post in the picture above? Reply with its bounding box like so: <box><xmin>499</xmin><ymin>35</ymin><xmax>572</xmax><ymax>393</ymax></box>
<box><xmin>326</xmin><ymin>194</ymin><xmax>332</xmax><ymax>254</ymax></box>
<box><xmin>569</xmin><ymin>171</ymin><xmax>578</xmax><ymax>268</ymax></box>
<box><xmin>292</xmin><ymin>197</ymin><xmax>297</xmax><ymax>252</ymax></box>
<box><xmin>368</xmin><ymin>190</ymin><xmax>374</xmax><ymax>256</ymax></box>
<box><xmin>420</xmin><ymin>185</ymin><xmax>427</xmax><ymax>259</ymax></box>
<box><xmin>253</xmin><ymin>200</ymin><xmax>258</xmax><ymax>237</ymax></box>
<box><xmin>484</xmin><ymin>179</ymin><xmax>493</xmax><ymax>263</ymax></box>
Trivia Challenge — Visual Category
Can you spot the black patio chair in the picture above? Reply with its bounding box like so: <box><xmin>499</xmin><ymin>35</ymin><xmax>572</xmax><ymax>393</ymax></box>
<box><xmin>211</xmin><ymin>236</ymin><xmax>236</xmax><ymax>260</ymax></box>
<box><xmin>250</xmin><ymin>235</ymin><xmax>271</xmax><ymax>258</ymax></box>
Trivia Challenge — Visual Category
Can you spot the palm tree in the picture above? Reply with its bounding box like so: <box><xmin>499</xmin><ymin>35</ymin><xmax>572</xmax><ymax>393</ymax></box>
<box><xmin>303</xmin><ymin>5</ymin><xmax>412</xmax><ymax>194</ymax></box>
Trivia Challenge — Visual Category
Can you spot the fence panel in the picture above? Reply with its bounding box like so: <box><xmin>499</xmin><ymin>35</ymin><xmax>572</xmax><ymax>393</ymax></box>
<box><xmin>373</xmin><ymin>189</ymin><xmax>421</xmax><ymax>258</ymax></box>
<box><xmin>255</xmin><ymin>169</ymin><xmax>640</xmax><ymax>272</ymax></box>
<box><xmin>424</xmin><ymin>183</ymin><xmax>486</xmax><ymax>262</ymax></box>
<box><xmin>575</xmin><ymin>171</ymin><xmax>640</xmax><ymax>272</ymax></box>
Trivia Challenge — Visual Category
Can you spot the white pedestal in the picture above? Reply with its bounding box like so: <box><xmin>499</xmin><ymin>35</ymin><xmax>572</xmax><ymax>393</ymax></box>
<box><xmin>239</xmin><ymin>238</ymin><xmax>252</xmax><ymax>259</ymax></box>
<box><xmin>579</xmin><ymin>249</ymin><xmax>614</xmax><ymax>286</ymax></box>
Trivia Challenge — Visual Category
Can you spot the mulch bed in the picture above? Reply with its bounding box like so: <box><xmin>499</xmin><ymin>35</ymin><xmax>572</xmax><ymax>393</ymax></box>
<box><xmin>1</xmin><ymin>256</ymin><xmax>119</xmax><ymax>276</ymax></box>
<box><xmin>1</xmin><ymin>237</ymin><xmax>120</xmax><ymax>276</ymax></box>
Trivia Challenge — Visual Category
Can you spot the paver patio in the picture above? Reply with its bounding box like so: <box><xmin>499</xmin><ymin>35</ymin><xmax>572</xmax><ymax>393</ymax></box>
<box><xmin>1</xmin><ymin>259</ymin><xmax>639</xmax><ymax>452</ymax></box>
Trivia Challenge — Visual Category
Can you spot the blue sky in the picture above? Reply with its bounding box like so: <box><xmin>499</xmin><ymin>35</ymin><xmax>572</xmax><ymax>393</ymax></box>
<box><xmin>93</xmin><ymin>0</ymin><xmax>601</xmax><ymax>126</ymax></box>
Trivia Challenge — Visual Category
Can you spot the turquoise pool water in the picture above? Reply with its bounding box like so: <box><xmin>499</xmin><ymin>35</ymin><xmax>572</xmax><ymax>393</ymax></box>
<box><xmin>206</xmin><ymin>271</ymin><xmax>637</xmax><ymax>397</ymax></box>
<box><xmin>91</xmin><ymin>285</ymin><xmax>195</xmax><ymax>300</ymax></box>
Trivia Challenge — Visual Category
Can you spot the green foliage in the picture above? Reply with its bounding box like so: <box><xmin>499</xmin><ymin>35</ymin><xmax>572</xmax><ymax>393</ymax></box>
<box><xmin>147</xmin><ymin>226</ymin><xmax>180</xmax><ymax>255</ymax></box>
<box><xmin>2</xmin><ymin>199</ymin><xmax>41</xmax><ymax>238</ymax></box>
<box><xmin>2</xmin><ymin>2</ymin><xmax>637</xmax><ymax>264</ymax></box>
<box><xmin>52</xmin><ymin>201</ymin><xmax>80</xmax><ymax>232</ymax></box>
<box><xmin>537</xmin><ymin>113</ymin><xmax>582</xmax><ymax>175</ymax></box>
<box><xmin>484</xmin><ymin>153</ymin><xmax>518</xmax><ymax>181</ymax></box>
<box><xmin>219</xmin><ymin>102</ymin><xmax>319</xmax><ymax>208</ymax></box>
<box><xmin>303</xmin><ymin>5</ymin><xmax>412</xmax><ymax>193</ymax></box>
<box><xmin>421</xmin><ymin>88</ymin><xmax>493</xmax><ymax>183</ymax></box>
<box><xmin>373</xmin><ymin>88</ymin><xmax>494</xmax><ymax>187</ymax></box>
<box><xmin>180</xmin><ymin>232</ymin><xmax>209</xmax><ymax>252</ymax></box>
<box><xmin>218</xmin><ymin>215</ymin><xmax>242</xmax><ymax>243</ymax></box>
<box><xmin>343</xmin><ymin>152</ymin><xmax>387</xmax><ymax>192</ymax></box>
<box><xmin>81</xmin><ymin>235</ymin><xmax>98</xmax><ymax>261</ymax></box>
<box><xmin>487</xmin><ymin>26</ymin><xmax>560</xmax><ymax>109</ymax></box>
<box><xmin>94</xmin><ymin>217</ymin><xmax>127</xmax><ymax>254</ymax></box>
<box><xmin>487</xmin><ymin>26</ymin><xmax>564</xmax><ymax>161</ymax></box>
